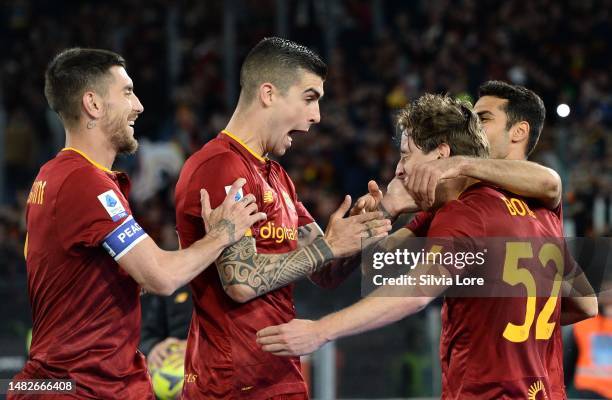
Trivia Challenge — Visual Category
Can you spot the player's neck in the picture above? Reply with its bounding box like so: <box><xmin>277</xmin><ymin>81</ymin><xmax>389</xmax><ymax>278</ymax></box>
<box><xmin>434</xmin><ymin>177</ymin><xmax>479</xmax><ymax>207</ymax></box>
<box><xmin>225</xmin><ymin>108</ymin><xmax>267</xmax><ymax>157</ymax></box>
<box><xmin>64</xmin><ymin>127</ymin><xmax>117</xmax><ymax>171</ymax></box>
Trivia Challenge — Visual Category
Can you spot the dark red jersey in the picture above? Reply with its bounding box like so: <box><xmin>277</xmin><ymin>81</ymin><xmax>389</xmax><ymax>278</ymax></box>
<box><xmin>10</xmin><ymin>148</ymin><xmax>153</xmax><ymax>399</ymax></box>
<box><xmin>175</xmin><ymin>131</ymin><xmax>314</xmax><ymax>399</ymax></box>
<box><xmin>405</xmin><ymin>210</ymin><xmax>434</xmax><ymax>237</ymax></box>
<box><xmin>427</xmin><ymin>183</ymin><xmax>566</xmax><ymax>400</ymax></box>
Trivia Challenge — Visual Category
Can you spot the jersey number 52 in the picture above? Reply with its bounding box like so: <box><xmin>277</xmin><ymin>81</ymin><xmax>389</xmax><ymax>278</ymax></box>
<box><xmin>502</xmin><ymin>242</ymin><xmax>563</xmax><ymax>343</ymax></box>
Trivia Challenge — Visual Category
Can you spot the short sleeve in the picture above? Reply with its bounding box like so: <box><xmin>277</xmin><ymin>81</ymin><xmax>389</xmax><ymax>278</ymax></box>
<box><xmin>175</xmin><ymin>152</ymin><xmax>254</xmax><ymax>248</ymax></box>
<box><xmin>55</xmin><ymin>167</ymin><xmax>139</xmax><ymax>252</ymax></box>
<box><xmin>295</xmin><ymin>200</ymin><xmax>314</xmax><ymax>227</ymax></box>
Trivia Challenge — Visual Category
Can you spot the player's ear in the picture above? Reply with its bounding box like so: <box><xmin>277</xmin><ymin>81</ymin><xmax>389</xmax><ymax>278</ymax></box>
<box><xmin>259</xmin><ymin>83</ymin><xmax>274</xmax><ymax>107</ymax></box>
<box><xmin>437</xmin><ymin>143</ymin><xmax>451</xmax><ymax>159</ymax></box>
<box><xmin>510</xmin><ymin>121</ymin><xmax>529</xmax><ymax>144</ymax></box>
<box><xmin>82</xmin><ymin>91</ymin><xmax>104</xmax><ymax>120</ymax></box>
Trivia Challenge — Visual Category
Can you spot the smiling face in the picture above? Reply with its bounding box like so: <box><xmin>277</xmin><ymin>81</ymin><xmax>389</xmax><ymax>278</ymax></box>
<box><xmin>100</xmin><ymin>66</ymin><xmax>144</xmax><ymax>154</ymax></box>
<box><xmin>266</xmin><ymin>70</ymin><xmax>323</xmax><ymax>156</ymax></box>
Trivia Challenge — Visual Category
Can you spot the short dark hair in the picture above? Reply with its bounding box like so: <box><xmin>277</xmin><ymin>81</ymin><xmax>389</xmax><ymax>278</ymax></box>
<box><xmin>397</xmin><ymin>94</ymin><xmax>489</xmax><ymax>158</ymax></box>
<box><xmin>239</xmin><ymin>37</ymin><xmax>327</xmax><ymax>102</ymax></box>
<box><xmin>478</xmin><ymin>80</ymin><xmax>545</xmax><ymax>156</ymax></box>
<box><xmin>44</xmin><ymin>48</ymin><xmax>126</xmax><ymax>126</ymax></box>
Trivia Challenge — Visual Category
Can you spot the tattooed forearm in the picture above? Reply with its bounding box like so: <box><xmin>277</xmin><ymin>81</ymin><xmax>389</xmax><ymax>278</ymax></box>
<box><xmin>297</xmin><ymin>223</ymin><xmax>323</xmax><ymax>248</ymax></box>
<box><xmin>209</xmin><ymin>219</ymin><xmax>236</xmax><ymax>244</ymax></box>
<box><xmin>310</xmin><ymin>254</ymin><xmax>361</xmax><ymax>289</ymax></box>
<box><xmin>216</xmin><ymin>236</ymin><xmax>334</xmax><ymax>300</ymax></box>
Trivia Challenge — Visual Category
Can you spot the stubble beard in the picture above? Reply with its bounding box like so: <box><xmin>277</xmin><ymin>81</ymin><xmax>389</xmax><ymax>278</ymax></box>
<box><xmin>102</xmin><ymin>109</ymin><xmax>138</xmax><ymax>155</ymax></box>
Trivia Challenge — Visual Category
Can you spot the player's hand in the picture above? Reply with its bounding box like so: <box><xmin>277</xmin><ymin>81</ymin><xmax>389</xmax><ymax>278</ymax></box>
<box><xmin>324</xmin><ymin>195</ymin><xmax>392</xmax><ymax>258</ymax></box>
<box><xmin>201</xmin><ymin>178</ymin><xmax>267</xmax><ymax>246</ymax></box>
<box><xmin>382</xmin><ymin>177</ymin><xmax>419</xmax><ymax>216</ymax></box>
<box><xmin>405</xmin><ymin>157</ymin><xmax>466</xmax><ymax>209</ymax></box>
<box><xmin>350</xmin><ymin>180</ymin><xmax>383</xmax><ymax>216</ymax></box>
<box><xmin>256</xmin><ymin>319</ymin><xmax>326</xmax><ymax>356</ymax></box>
<box><xmin>147</xmin><ymin>337</ymin><xmax>186</xmax><ymax>371</ymax></box>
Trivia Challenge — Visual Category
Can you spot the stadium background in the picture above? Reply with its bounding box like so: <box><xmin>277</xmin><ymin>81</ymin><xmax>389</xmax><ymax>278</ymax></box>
<box><xmin>0</xmin><ymin>0</ymin><xmax>610</xmax><ymax>398</ymax></box>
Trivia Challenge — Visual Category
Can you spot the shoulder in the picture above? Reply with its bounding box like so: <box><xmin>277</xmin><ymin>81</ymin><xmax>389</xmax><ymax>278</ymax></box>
<box><xmin>458</xmin><ymin>183</ymin><xmax>504</xmax><ymax>205</ymax></box>
<box><xmin>429</xmin><ymin>185</ymin><xmax>497</xmax><ymax>237</ymax></box>
<box><xmin>56</xmin><ymin>164</ymin><xmax>116</xmax><ymax>197</ymax></box>
<box><xmin>45</xmin><ymin>151</ymin><xmax>115</xmax><ymax>187</ymax></box>
<box><xmin>182</xmin><ymin>141</ymin><xmax>249</xmax><ymax>177</ymax></box>
<box><xmin>270</xmin><ymin>160</ymin><xmax>297</xmax><ymax>190</ymax></box>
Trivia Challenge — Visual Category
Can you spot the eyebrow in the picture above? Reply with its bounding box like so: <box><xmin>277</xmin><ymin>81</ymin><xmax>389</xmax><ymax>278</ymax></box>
<box><xmin>477</xmin><ymin>110</ymin><xmax>494</xmax><ymax>118</ymax></box>
<box><xmin>303</xmin><ymin>88</ymin><xmax>323</xmax><ymax>99</ymax></box>
<box><xmin>123</xmin><ymin>84</ymin><xmax>134</xmax><ymax>91</ymax></box>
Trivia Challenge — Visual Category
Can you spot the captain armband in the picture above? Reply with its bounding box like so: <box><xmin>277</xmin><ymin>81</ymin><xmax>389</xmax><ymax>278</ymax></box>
<box><xmin>102</xmin><ymin>216</ymin><xmax>148</xmax><ymax>260</ymax></box>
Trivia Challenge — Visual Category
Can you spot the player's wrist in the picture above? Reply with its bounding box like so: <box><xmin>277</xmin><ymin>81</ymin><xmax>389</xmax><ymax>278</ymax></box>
<box><xmin>314</xmin><ymin>318</ymin><xmax>335</xmax><ymax>343</ymax></box>
<box><xmin>456</xmin><ymin>156</ymin><xmax>475</xmax><ymax>177</ymax></box>
<box><xmin>200</xmin><ymin>230</ymin><xmax>229</xmax><ymax>253</ymax></box>
<box><xmin>380</xmin><ymin>197</ymin><xmax>399</xmax><ymax>221</ymax></box>
<box><xmin>321</xmin><ymin>236</ymin><xmax>341</xmax><ymax>259</ymax></box>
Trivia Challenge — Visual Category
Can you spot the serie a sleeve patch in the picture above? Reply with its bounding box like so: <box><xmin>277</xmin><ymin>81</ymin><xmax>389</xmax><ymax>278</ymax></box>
<box><xmin>97</xmin><ymin>189</ymin><xmax>128</xmax><ymax>222</ymax></box>
<box><xmin>102</xmin><ymin>216</ymin><xmax>148</xmax><ymax>260</ymax></box>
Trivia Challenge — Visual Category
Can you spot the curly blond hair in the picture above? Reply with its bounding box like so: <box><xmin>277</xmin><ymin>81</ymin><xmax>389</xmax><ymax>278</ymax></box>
<box><xmin>397</xmin><ymin>94</ymin><xmax>489</xmax><ymax>158</ymax></box>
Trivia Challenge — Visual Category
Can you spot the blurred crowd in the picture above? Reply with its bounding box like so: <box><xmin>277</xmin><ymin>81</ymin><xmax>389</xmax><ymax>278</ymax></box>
<box><xmin>0</xmin><ymin>0</ymin><xmax>612</xmax><ymax>268</ymax></box>
<box><xmin>1</xmin><ymin>0</ymin><xmax>610</xmax><ymax>272</ymax></box>
<box><xmin>1</xmin><ymin>1</ymin><xmax>611</xmax><ymax>397</ymax></box>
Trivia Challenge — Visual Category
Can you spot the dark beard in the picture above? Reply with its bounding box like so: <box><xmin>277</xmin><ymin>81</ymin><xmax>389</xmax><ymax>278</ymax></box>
<box><xmin>102</xmin><ymin>113</ymin><xmax>138</xmax><ymax>154</ymax></box>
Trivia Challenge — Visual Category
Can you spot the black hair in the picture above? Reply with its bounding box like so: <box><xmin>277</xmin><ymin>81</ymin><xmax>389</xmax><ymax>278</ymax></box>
<box><xmin>45</xmin><ymin>48</ymin><xmax>126</xmax><ymax>125</ymax></box>
<box><xmin>239</xmin><ymin>37</ymin><xmax>327</xmax><ymax>101</ymax></box>
<box><xmin>478</xmin><ymin>80</ymin><xmax>546</xmax><ymax>156</ymax></box>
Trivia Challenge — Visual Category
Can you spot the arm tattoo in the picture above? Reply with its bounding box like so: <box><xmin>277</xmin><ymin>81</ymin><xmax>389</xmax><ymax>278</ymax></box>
<box><xmin>209</xmin><ymin>219</ymin><xmax>236</xmax><ymax>244</ymax></box>
<box><xmin>216</xmin><ymin>236</ymin><xmax>334</xmax><ymax>298</ymax></box>
<box><xmin>298</xmin><ymin>224</ymin><xmax>313</xmax><ymax>239</ymax></box>
<box><xmin>297</xmin><ymin>224</ymin><xmax>322</xmax><ymax>248</ymax></box>
<box><xmin>310</xmin><ymin>234</ymin><xmax>391</xmax><ymax>289</ymax></box>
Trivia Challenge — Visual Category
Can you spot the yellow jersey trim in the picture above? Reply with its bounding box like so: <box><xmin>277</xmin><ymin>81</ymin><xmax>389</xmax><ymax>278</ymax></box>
<box><xmin>61</xmin><ymin>147</ymin><xmax>113</xmax><ymax>173</ymax></box>
<box><xmin>221</xmin><ymin>130</ymin><xmax>267</xmax><ymax>163</ymax></box>
<box><xmin>23</xmin><ymin>233</ymin><xmax>28</xmax><ymax>259</ymax></box>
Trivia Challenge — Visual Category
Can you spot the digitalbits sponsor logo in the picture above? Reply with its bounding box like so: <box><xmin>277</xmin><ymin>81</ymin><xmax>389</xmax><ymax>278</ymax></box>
<box><xmin>259</xmin><ymin>221</ymin><xmax>297</xmax><ymax>243</ymax></box>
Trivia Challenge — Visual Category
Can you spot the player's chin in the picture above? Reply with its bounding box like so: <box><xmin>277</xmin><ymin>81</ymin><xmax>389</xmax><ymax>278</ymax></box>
<box><xmin>272</xmin><ymin>144</ymin><xmax>290</xmax><ymax>157</ymax></box>
<box><xmin>117</xmin><ymin>135</ymin><xmax>139</xmax><ymax>155</ymax></box>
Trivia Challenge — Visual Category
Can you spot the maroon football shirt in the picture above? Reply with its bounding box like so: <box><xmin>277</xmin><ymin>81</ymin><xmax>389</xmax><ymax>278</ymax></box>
<box><xmin>10</xmin><ymin>149</ymin><xmax>153</xmax><ymax>399</ymax></box>
<box><xmin>427</xmin><ymin>183</ymin><xmax>566</xmax><ymax>400</ymax></box>
<box><xmin>405</xmin><ymin>210</ymin><xmax>434</xmax><ymax>236</ymax></box>
<box><xmin>175</xmin><ymin>131</ymin><xmax>314</xmax><ymax>399</ymax></box>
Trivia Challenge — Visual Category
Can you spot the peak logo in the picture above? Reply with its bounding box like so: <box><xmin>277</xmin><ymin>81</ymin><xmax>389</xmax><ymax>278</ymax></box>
<box><xmin>259</xmin><ymin>221</ymin><xmax>297</xmax><ymax>243</ymax></box>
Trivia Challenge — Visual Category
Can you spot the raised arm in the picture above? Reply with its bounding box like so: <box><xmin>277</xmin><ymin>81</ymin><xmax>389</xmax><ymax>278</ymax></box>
<box><xmin>215</xmin><ymin>196</ymin><xmax>392</xmax><ymax>302</ymax></box>
<box><xmin>406</xmin><ymin>157</ymin><xmax>562</xmax><ymax>210</ymax></box>
<box><xmin>117</xmin><ymin>179</ymin><xmax>266</xmax><ymax>296</ymax></box>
